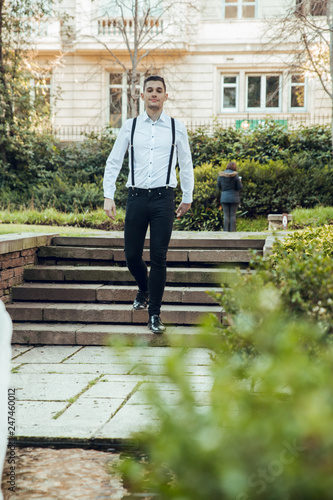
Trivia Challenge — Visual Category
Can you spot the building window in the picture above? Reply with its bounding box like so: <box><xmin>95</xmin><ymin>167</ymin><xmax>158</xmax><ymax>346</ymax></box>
<box><xmin>295</xmin><ymin>0</ymin><xmax>327</xmax><ymax>15</ymax></box>
<box><xmin>246</xmin><ymin>75</ymin><xmax>281</xmax><ymax>111</ymax></box>
<box><xmin>221</xmin><ymin>75</ymin><xmax>238</xmax><ymax>111</ymax></box>
<box><xmin>109</xmin><ymin>72</ymin><xmax>143</xmax><ymax>128</ymax></box>
<box><xmin>310</xmin><ymin>0</ymin><xmax>327</xmax><ymax>15</ymax></box>
<box><xmin>223</xmin><ymin>0</ymin><xmax>256</xmax><ymax>19</ymax></box>
<box><xmin>290</xmin><ymin>75</ymin><xmax>306</xmax><ymax>110</ymax></box>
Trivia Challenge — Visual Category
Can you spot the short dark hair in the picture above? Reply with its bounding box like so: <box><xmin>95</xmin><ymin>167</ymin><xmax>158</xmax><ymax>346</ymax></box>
<box><xmin>143</xmin><ymin>75</ymin><xmax>166</xmax><ymax>92</ymax></box>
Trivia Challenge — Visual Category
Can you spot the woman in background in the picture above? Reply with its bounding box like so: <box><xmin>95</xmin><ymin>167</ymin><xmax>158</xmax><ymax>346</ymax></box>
<box><xmin>217</xmin><ymin>161</ymin><xmax>243</xmax><ymax>232</ymax></box>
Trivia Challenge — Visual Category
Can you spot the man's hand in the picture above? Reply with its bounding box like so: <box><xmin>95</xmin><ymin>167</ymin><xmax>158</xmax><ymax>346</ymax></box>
<box><xmin>104</xmin><ymin>198</ymin><xmax>116</xmax><ymax>220</ymax></box>
<box><xmin>176</xmin><ymin>202</ymin><xmax>191</xmax><ymax>218</ymax></box>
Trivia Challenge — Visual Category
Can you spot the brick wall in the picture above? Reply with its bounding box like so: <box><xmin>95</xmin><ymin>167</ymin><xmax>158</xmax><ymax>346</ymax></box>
<box><xmin>0</xmin><ymin>248</ymin><xmax>38</xmax><ymax>303</ymax></box>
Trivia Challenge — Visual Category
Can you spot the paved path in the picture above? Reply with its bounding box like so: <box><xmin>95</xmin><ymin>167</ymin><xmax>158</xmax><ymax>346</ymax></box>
<box><xmin>10</xmin><ymin>345</ymin><xmax>213</xmax><ymax>445</ymax></box>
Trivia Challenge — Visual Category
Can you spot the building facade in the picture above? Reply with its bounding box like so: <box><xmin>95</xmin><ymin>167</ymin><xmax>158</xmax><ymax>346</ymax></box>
<box><xmin>32</xmin><ymin>0</ymin><xmax>331</xmax><ymax>138</ymax></box>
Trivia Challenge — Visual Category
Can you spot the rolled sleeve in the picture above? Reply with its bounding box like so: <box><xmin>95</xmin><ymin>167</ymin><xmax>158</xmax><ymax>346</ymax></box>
<box><xmin>103</xmin><ymin>121</ymin><xmax>131</xmax><ymax>199</ymax></box>
<box><xmin>177</xmin><ymin>123</ymin><xmax>194</xmax><ymax>204</ymax></box>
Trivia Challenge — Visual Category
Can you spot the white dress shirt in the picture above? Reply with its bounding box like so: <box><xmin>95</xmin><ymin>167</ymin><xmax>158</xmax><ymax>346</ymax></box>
<box><xmin>103</xmin><ymin>111</ymin><xmax>194</xmax><ymax>204</ymax></box>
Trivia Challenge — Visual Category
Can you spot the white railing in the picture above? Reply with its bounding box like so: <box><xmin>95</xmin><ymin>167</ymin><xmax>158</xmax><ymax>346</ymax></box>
<box><xmin>184</xmin><ymin>114</ymin><xmax>332</xmax><ymax>133</ymax></box>
<box><xmin>21</xmin><ymin>19</ymin><xmax>50</xmax><ymax>37</ymax></box>
<box><xmin>97</xmin><ymin>17</ymin><xmax>164</xmax><ymax>36</ymax></box>
<box><xmin>53</xmin><ymin>115</ymin><xmax>332</xmax><ymax>141</ymax></box>
<box><xmin>53</xmin><ymin>125</ymin><xmax>105</xmax><ymax>142</ymax></box>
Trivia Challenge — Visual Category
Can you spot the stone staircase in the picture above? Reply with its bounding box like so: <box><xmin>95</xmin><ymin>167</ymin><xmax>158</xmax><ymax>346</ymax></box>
<box><xmin>7</xmin><ymin>234</ymin><xmax>265</xmax><ymax>345</ymax></box>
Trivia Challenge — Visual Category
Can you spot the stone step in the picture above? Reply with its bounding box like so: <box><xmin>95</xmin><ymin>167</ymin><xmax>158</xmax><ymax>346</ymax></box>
<box><xmin>7</xmin><ymin>302</ymin><xmax>223</xmax><ymax>325</ymax></box>
<box><xmin>12</xmin><ymin>283</ymin><xmax>222</xmax><ymax>305</ymax></box>
<box><xmin>37</xmin><ymin>246</ymin><xmax>259</xmax><ymax>264</ymax></box>
<box><xmin>52</xmin><ymin>235</ymin><xmax>265</xmax><ymax>250</ymax></box>
<box><xmin>23</xmin><ymin>265</ymin><xmax>242</xmax><ymax>286</ymax></box>
<box><xmin>11</xmin><ymin>322</ymin><xmax>203</xmax><ymax>346</ymax></box>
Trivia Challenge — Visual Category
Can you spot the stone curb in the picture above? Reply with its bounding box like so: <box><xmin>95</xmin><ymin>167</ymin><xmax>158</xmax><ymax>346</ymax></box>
<box><xmin>0</xmin><ymin>233</ymin><xmax>58</xmax><ymax>255</ymax></box>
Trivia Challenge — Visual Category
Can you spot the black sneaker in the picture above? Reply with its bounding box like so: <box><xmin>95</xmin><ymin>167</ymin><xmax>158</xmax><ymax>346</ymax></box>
<box><xmin>133</xmin><ymin>290</ymin><xmax>149</xmax><ymax>310</ymax></box>
<box><xmin>148</xmin><ymin>315</ymin><xmax>166</xmax><ymax>334</ymax></box>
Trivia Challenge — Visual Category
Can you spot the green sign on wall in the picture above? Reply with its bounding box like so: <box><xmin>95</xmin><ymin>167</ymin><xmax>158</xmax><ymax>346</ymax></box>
<box><xmin>236</xmin><ymin>119</ymin><xmax>288</xmax><ymax>130</ymax></box>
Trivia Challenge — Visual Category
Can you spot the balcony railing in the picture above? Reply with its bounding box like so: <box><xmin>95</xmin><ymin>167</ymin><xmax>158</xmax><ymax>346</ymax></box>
<box><xmin>97</xmin><ymin>17</ymin><xmax>163</xmax><ymax>36</ymax></box>
<box><xmin>18</xmin><ymin>18</ymin><xmax>61</xmax><ymax>39</ymax></box>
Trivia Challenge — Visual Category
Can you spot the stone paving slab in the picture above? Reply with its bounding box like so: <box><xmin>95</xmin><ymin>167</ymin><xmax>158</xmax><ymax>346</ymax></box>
<box><xmin>12</xmin><ymin>345</ymin><xmax>82</xmax><ymax>364</ymax></box>
<box><xmin>9</xmin><ymin>345</ymin><xmax>213</xmax><ymax>442</ymax></box>
<box><xmin>11</xmin><ymin>345</ymin><xmax>34</xmax><ymax>358</ymax></box>
<box><xmin>95</xmin><ymin>404</ymin><xmax>160</xmax><ymax>439</ymax></box>
<box><xmin>11</xmin><ymin>373</ymin><xmax>95</xmax><ymax>401</ymax></box>
<box><xmin>51</xmin><ymin>398</ymin><xmax>125</xmax><ymax>437</ymax></box>
<box><xmin>17</xmin><ymin>363</ymin><xmax>131</xmax><ymax>375</ymax></box>
<box><xmin>16</xmin><ymin>401</ymin><xmax>67</xmax><ymax>436</ymax></box>
<box><xmin>129</xmin><ymin>388</ymin><xmax>211</xmax><ymax>406</ymax></box>
<box><xmin>83</xmin><ymin>380</ymin><xmax>139</xmax><ymax>399</ymax></box>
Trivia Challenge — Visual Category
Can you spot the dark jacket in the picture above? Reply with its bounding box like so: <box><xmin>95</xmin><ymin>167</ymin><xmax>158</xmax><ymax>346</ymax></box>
<box><xmin>217</xmin><ymin>169</ymin><xmax>243</xmax><ymax>204</ymax></box>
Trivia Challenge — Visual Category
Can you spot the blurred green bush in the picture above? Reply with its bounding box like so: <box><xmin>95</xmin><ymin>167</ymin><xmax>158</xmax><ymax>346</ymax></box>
<box><xmin>117</xmin><ymin>228</ymin><xmax>333</xmax><ymax>499</ymax></box>
<box><xmin>251</xmin><ymin>226</ymin><xmax>333</xmax><ymax>330</ymax></box>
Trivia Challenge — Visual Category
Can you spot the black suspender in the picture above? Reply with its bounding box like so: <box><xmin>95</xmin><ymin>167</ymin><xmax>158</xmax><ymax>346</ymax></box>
<box><xmin>166</xmin><ymin>117</ymin><xmax>175</xmax><ymax>187</ymax></box>
<box><xmin>130</xmin><ymin>116</ymin><xmax>175</xmax><ymax>188</ymax></box>
<box><xmin>130</xmin><ymin>116</ymin><xmax>137</xmax><ymax>187</ymax></box>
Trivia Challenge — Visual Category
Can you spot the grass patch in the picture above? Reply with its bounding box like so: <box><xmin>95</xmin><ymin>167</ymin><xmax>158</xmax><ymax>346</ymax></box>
<box><xmin>0</xmin><ymin>207</ymin><xmax>126</xmax><ymax>230</ymax></box>
<box><xmin>291</xmin><ymin>205</ymin><xmax>333</xmax><ymax>228</ymax></box>
<box><xmin>0</xmin><ymin>207</ymin><xmax>271</xmax><ymax>234</ymax></box>
<box><xmin>236</xmin><ymin>216</ymin><xmax>268</xmax><ymax>232</ymax></box>
<box><xmin>0</xmin><ymin>223</ymin><xmax>112</xmax><ymax>237</ymax></box>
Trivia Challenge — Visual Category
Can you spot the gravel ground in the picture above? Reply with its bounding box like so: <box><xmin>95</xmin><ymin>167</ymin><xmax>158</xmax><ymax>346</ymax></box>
<box><xmin>1</xmin><ymin>447</ymin><xmax>129</xmax><ymax>499</ymax></box>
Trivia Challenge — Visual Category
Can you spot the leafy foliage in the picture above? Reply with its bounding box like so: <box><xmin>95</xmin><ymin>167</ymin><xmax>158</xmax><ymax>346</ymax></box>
<box><xmin>1</xmin><ymin>122</ymin><xmax>333</xmax><ymax>216</ymax></box>
<box><xmin>174</xmin><ymin>156</ymin><xmax>333</xmax><ymax>230</ymax></box>
<box><xmin>250</xmin><ymin>226</ymin><xmax>333</xmax><ymax>331</ymax></box>
<box><xmin>118</xmin><ymin>280</ymin><xmax>333</xmax><ymax>499</ymax></box>
<box><xmin>189</xmin><ymin>121</ymin><xmax>332</xmax><ymax>167</ymax></box>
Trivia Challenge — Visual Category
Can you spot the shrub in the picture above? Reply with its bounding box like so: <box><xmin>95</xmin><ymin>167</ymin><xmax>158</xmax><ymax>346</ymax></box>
<box><xmin>176</xmin><ymin>158</ymin><xmax>333</xmax><ymax>223</ymax></box>
<box><xmin>251</xmin><ymin>226</ymin><xmax>333</xmax><ymax>331</ymax></box>
<box><xmin>1</xmin><ymin>122</ymin><xmax>333</xmax><ymax>213</ymax></box>
<box><xmin>118</xmin><ymin>282</ymin><xmax>333</xmax><ymax>499</ymax></box>
<box><xmin>174</xmin><ymin>205</ymin><xmax>224</xmax><ymax>231</ymax></box>
<box><xmin>288</xmin><ymin>125</ymin><xmax>332</xmax><ymax>162</ymax></box>
<box><xmin>188</xmin><ymin>121</ymin><xmax>332</xmax><ymax>167</ymax></box>
<box><xmin>116</xmin><ymin>228</ymin><xmax>333</xmax><ymax>498</ymax></box>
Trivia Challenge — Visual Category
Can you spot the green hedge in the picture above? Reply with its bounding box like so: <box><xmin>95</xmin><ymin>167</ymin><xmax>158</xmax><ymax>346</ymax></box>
<box><xmin>189</xmin><ymin>121</ymin><xmax>332</xmax><ymax>166</ymax></box>
<box><xmin>174</xmin><ymin>158</ymin><xmax>333</xmax><ymax>229</ymax></box>
<box><xmin>0</xmin><ymin>122</ymin><xmax>332</xmax><ymax>213</ymax></box>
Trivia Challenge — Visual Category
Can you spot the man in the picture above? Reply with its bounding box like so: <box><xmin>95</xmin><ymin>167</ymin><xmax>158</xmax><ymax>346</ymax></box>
<box><xmin>103</xmin><ymin>75</ymin><xmax>194</xmax><ymax>334</ymax></box>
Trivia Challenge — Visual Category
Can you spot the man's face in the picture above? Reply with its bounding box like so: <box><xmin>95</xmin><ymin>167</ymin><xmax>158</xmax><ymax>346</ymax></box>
<box><xmin>141</xmin><ymin>80</ymin><xmax>168</xmax><ymax>113</ymax></box>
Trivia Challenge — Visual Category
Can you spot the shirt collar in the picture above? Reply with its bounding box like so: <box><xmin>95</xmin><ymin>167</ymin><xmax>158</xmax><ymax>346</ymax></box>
<box><xmin>143</xmin><ymin>110</ymin><xmax>167</xmax><ymax>123</ymax></box>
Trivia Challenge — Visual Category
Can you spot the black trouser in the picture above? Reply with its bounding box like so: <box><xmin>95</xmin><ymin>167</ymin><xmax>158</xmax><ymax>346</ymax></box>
<box><xmin>222</xmin><ymin>203</ymin><xmax>239</xmax><ymax>232</ymax></box>
<box><xmin>124</xmin><ymin>187</ymin><xmax>175</xmax><ymax>316</ymax></box>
